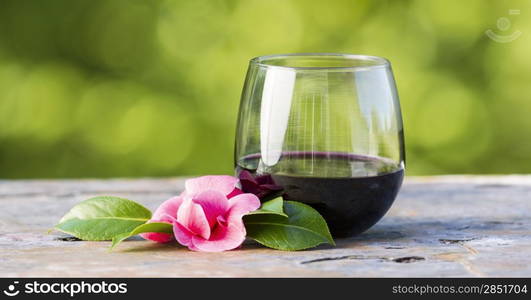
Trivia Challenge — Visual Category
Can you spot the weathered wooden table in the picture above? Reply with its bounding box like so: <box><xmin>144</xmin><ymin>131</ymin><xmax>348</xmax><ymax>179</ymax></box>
<box><xmin>1</xmin><ymin>176</ymin><xmax>530</xmax><ymax>277</ymax></box>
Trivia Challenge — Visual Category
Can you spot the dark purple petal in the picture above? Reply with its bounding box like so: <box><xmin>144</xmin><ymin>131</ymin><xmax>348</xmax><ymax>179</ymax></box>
<box><xmin>237</xmin><ymin>170</ymin><xmax>283</xmax><ymax>200</ymax></box>
<box><xmin>238</xmin><ymin>170</ymin><xmax>256</xmax><ymax>182</ymax></box>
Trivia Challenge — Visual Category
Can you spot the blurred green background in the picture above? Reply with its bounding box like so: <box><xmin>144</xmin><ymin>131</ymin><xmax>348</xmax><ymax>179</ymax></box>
<box><xmin>0</xmin><ymin>0</ymin><xmax>530</xmax><ymax>178</ymax></box>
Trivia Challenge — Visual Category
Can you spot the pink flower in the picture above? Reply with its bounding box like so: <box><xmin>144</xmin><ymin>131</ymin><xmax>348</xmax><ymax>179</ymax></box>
<box><xmin>141</xmin><ymin>175</ymin><xmax>260</xmax><ymax>252</ymax></box>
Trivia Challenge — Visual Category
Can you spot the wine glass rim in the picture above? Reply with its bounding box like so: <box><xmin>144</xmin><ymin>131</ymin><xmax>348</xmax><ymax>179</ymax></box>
<box><xmin>250</xmin><ymin>53</ymin><xmax>390</xmax><ymax>71</ymax></box>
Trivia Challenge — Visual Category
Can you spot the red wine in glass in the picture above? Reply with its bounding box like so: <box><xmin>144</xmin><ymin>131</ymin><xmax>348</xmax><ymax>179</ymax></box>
<box><xmin>235</xmin><ymin>54</ymin><xmax>405</xmax><ymax>237</ymax></box>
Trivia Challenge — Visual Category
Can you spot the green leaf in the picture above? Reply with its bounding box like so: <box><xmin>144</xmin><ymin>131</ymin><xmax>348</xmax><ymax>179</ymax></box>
<box><xmin>59</xmin><ymin>196</ymin><xmax>152</xmax><ymax>223</ymax></box>
<box><xmin>244</xmin><ymin>200</ymin><xmax>335</xmax><ymax>251</ymax></box>
<box><xmin>246</xmin><ymin>197</ymin><xmax>287</xmax><ymax>217</ymax></box>
<box><xmin>55</xmin><ymin>196</ymin><xmax>152</xmax><ymax>241</ymax></box>
<box><xmin>110</xmin><ymin>222</ymin><xmax>173</xmax><ymax>250</ymax></box>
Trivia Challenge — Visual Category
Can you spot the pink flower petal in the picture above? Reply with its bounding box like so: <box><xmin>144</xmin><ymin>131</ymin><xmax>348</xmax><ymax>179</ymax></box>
<box><xmin>177</xmin><ymin>199</ymin><xmax>211</xmax><ymax>240</ymax></box>
<box><xmin>190</xmin><ymin>220</ymin><xmax>246</xmax><ymax>252</ymax></box>
<box><xmin>151</xmin><ymin>196</ymin><xmax>183</xmax><ymax>223</ymax></box>
<box><xmin>192</xmin><ymin>190</ymin><xmax>229</xmax><ymax>227</ymax></box>
<box><xmin>227</xmin><ymin>193</ymin><xmax>261</xmax><ymax>221</ymax></box>
<box><xmin>173</xmin><ymin>221</ymin><xmax>193</xmax><ymax>249</ymax></box>
<box><xmin>140</xmin><ymin>230</ymin><xmax>173</xmax><ymax>243</ymax></box>
<box><xmin>227</xmin><ymin>188</ymin><xmax>243</xmax><ymax>199</ymax></box>
<box><xmin>140</xmin><ymin>196</ymin><xmax>183</xmax><ymax>243</ymax></box>
<box><xmin>185</xmin><ymin>175</ymin><xmax>239</xmax><ymax>196</ymax></box>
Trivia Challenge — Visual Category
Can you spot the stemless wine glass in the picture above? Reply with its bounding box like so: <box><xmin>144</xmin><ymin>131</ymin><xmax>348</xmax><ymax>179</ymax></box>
<box><xmin>235</xmin><ymin>53</ymin><xmax>405</xmax><ymax>237</ymax></box>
